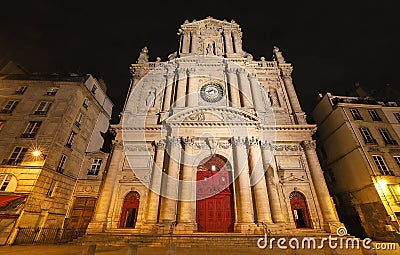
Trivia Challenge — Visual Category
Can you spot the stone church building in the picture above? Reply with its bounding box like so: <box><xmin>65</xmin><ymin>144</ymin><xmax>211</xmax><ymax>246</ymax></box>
<box><xmin>86</xmin><ymin>17</ymin><xmax>341</xmax><ymax>237</ymax></box>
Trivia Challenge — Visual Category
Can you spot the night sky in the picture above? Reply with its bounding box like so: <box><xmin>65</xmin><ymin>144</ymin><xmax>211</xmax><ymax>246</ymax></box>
<box><xmin>1</xmin><ymin>1</ymin><xmax>399</xmax><ymax>123</ymax></box>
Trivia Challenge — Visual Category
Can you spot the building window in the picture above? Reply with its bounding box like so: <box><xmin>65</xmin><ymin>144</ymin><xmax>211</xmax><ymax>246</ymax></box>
<box><xmin>2</xmin><ymin>147</ymin><xmax>28</xmax><ymax>165</ymax></box>
<box><xmin>1</xmin><ymin>100</ymin><xmax>19</xmax><ymax>114</ymax></box>
<box><xmin>393</xmin><ymin>112</ymin><xmax>400</xmax><ymax>123</ymax></box>
<box><xmin>388</xmin><ymin>184</ymin><xmax>400</xmax><ymax>203</ymax></box>
<box><xmin>34</xmin><ymin>101</ymin><xmax>52</xmax><ymax>115</ymax></box>
<box><xmin>91</xmin><ymin>86</ymin><xmax>97</xmax><ymax>95</ymax></box>
<box><xmin>74</xmin><ymin>112</ymin><xmax>83</xmax><ymax>128</ymax></box>
<box><xmin>66</xmin><ymin>131</ymin><xmax>76</xmax><ymax>148</ymax></box>
<box><xmin>88</xmin><ymin>159</ymin><xmax>102</xmax><ymax>175</ymax></box>
<box><xmin>372</xmin><ymin>155</ymin><xmax>394</xmax><ymax>176</ymax></box>
<box><xmin>21</xmin><ymin>121</ymin><xmax>42</xmax><ymax>138</ymax></box>
<box><xmin>0</xmin><ymin>174</ymin><xmax>12</xmax><ymax>191</ymax></box>
<box><xmin>394</xmin><ymin>156</ymin><xmax>400</xmax><ymax>168</ymax></box>
<box><xmin>359</xmin><ymin>127</ymin><xmax>377</xmax><ymax>144</ymax></box>
<box><xmin>15</xmin><ymin>86</ymin><xmax>27</xmax><ymax>94</ymax></box>
<box><xmin>46</xmin><ymin>87</ymin><xmax>59</xmax><ymax>96</ymax></box>
<box><xmin>0</xmin><ymin>120</ymin><xmax>4</xmax><ymax>131</ymax></box>
<box><xmin>56</xmin><ymin>155</ymin><xmax>67</xmax><ymax>173</ymax></box>
<box><xmin>83</xmin><ymin>98</ymin><xmax>89</xmax><ymax>109</ymax></box>
<box><xmin>378</xmin><ymin>128</ymin><xmax>398</xmax><ymax>145</ymax></box>
<box><xmin>368</xmin><ymin>109</ymin><xmax>382</xmax><ymax>121</ymax></box>
<box><xmin>46</xmin><ymin>180</ymin><xmax>57</xmax><ymax>197</ymax></box>
<box><xmin>350</xmin><ymin>108</ymin><xmax>363</xmax><ymax>120</ymax></box>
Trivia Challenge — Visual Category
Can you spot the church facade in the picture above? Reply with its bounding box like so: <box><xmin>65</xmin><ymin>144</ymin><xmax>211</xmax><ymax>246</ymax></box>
<box><xmin>86</xmin><ymin>17</ymin><xmax>341</xmax><ymax>236</ymax></box>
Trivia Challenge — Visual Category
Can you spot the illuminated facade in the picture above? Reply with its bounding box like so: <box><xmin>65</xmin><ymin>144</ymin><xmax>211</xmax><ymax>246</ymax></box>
<box><xmin>311</xmin><ymin>93</ymin><xmax>400</xmax><ymax>241</ymax></box>
<box><xmin>86</xmin><ymin>17</ymin><xmax>342</xmax><ymax>240</ymax></box>
<box><xmin>0</xmin><ymin>72</ymin><xmax>113</xmax><ymax>244</ymax></box>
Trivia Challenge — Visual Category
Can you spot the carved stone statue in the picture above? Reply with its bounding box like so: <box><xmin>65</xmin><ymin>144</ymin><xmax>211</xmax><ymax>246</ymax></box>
<box><xmin>206</xmin><ymin>43</ymin><xmax>214</xmax><ymax>55</ymax></box>
<box><xmin>273</xmin><ymin>46</ymin><xmax>285</xmax><ymax>64</ymax></box>
<box><xmin>168</xmin><ymin>51</ymin><xmax>177</xmax><ymax>60</ymax></box>
<box><xmin>137</xmin><ymin>46</ymin><xmax>149</xmax><ymax>64</ymax></box>
<box><xmin>145</xmin><ymin>88</ymin><xmax>156</xmax><ymax>107</ymax></box>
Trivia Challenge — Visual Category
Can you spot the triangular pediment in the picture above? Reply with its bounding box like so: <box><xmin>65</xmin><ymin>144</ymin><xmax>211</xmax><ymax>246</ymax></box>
<box><xmin>182</xmin><ymin>17</ymin><xmax>239</xmax><ymax>28</ymax></box>
<box><xmin>165</xmin><ymin>106</ymin><xmax>260</xmax><ymax>126</ymax></box>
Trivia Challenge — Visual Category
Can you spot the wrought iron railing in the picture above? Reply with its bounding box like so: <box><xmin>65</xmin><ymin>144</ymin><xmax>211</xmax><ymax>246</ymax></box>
<box><xmin>13</xmin><ymin>227</ymin><xmax>86</xmax><ymax>245</ymax></box>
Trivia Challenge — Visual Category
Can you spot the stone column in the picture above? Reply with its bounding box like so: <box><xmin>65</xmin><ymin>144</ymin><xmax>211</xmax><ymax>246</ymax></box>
<box><xmin>223</xmin><ymin>30</ymin><xmax>234</xmax><ymax>54</ymax></box>
<box><xmin>162</xmin><ymin>72</ymin><xmax>175</xmax><ymax>112</ymax></box>
<box><xmin>232</xmin><ymin>31</ymin><xmax>242</xmax><ymax>53</ymax></box>
<box><xmin>174</xmin><ymin>70</ymin><xmax>187</xmax><ymax>108</ymax></box>
<box><xmin>232</xmin><ymin>137</ymin><xmax>254</xmax><ymax>223</ymax></box>
<box><xmin>181</xmin><ymin>31</ymin><xmax>190</xmax><ymax>54</ymax></box>
<box><xmin>176</xmin><ymin>137</ymin><xmax>196</xmax><ymax>231</ymax></box>
<box><xmin>159</xmin><ymin>137</ymin><xmax>181</xmax><ymax>223</ymax></box>
<box><xmin>190</xmin><ymin>32</ymin><xmax>198</xmax><ymax>53</ymax></box>
<box><xmin>87</xmin><ymin>141</ymin><xmax>124</xmax><ymax>232</ymax></box>
<box><xmin>301</xmin><ymin>140</ymin><xmax>340</xmax><ymax>230</ymax></box>
<box><xmin>186</xmin><ymin>68</ymin><xmax>197</xmax><ymax>107</ymax></box>
<box><xmin>237</xmin><ymin>69</ymin><xmax>253</xmax><ymax>108</ymax></box>
<box><xmin>144</xmin><ymin>140</ymin><xmax>166</xmax><ymax>224</ymax></box>
<box><xmin>226</xmin><ymin>68</ymin><xmax>241</xmax><ymax>107</ymax></box>
<box><xmin>260</xmin><ymin>141</ymin><xmax>285</xmax><ymax>223</ymax></box>
<box><xmin>247</xmin><ymin>137</ymin><xmax>272</xmax><ymax>224</ymax></box>
<box><xmin>249</xmin><ymin>74</ymin><xmax>266</xmax><ymax>112</ymax></box>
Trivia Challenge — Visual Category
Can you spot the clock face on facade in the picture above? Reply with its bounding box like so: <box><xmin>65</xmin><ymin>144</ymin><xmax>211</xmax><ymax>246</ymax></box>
<box><xmin>200</xmin><ymin>83</ymin><xmax>224</xmax><ymax>103</ymax></box>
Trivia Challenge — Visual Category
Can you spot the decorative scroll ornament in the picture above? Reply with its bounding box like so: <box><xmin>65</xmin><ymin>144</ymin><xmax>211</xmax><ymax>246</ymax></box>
<box><xmin>187</xmin><ymin>112</ymin><xmax>205</xmax><ymax>121</ymax></box>
<box><xmin>301</xmin><ymin>140</ymin><xmax>316</xmax><ymax>151</ymax></box>
<box><xmin>246</xmin><ymin>136</ymin><xmax>259</xmax><ymax>147</ymax></box>
<box><xmin>231</xmin><ymin>137</ymin><xmax>246</xmax><ymax>147</ymax></box>
<box><xmin>155</xmin><ymin>139</ymin><xmax>166</xmax><ymax>150</ymax></box>
<box><xmin>167</xmin><ymin>137</ymin><xmax>182</xmax><ymax>147</ymax></box>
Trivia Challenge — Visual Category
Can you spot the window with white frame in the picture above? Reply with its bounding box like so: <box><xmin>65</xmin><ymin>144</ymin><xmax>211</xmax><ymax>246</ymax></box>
<box><xmin>359</xmin><ymin>127</ymin><xmax>377</xmax><ymax>144</ymax></box>
<box><xmin>368</xmin><ymin>109</ymin><xmax>382</xmax><ymax>121</ymax></box>
<box><xmin>393</xmin><ymin>112</ymin><xmax>400</xmax><ymax>123</ymax></box>
<box><xmin>91</xmin><ymin>86</ymin><xmax>97</xmax><ymax>95</ymax></box>
<box><xmin>46</xmin><ymin>87</ymin><xmax>59</xmax><ymax>96</ymax></box>
<box><xmin>0</xmin><ymin>174</ymin><xmax>12</xmax><ymax>191</ymax></box>
<box><xmin>46</xmin><ymin>180</ymin><xmax>57</xmax><ymax>197</ymax></box>
<box><xmin>74</xmin><ymin>112</ymin><xmax>83</xmax><ymax>128</ymax></box>
<box><xmin>378</xmin><ymin>128</ymin><xmax>398</xmax><ymax>145</ymax></box>
<box><xmin>350</xmin><ymin>108</ymin><xmax>363</xmax><ymax>120</ymax></box>
<box><xmin>4</xmin><ymin>147</ymin><xmax>28</xmax><ymax>165</ymax></box>
<box><xmin>88</xmin><ymin>159</ymin><xmax>102</xmax><ymax>175</ymax></box>
<box><xmin>21</xmin><ymin>121</ymin><xmax>42</xmax><ymax>138</ymax></box>
<box><xmin>15</xmin><ymin>86</ymin><xmax>27</xmax><ymax>94</ymax></box>
<box><xmin>66</xmin><ymin>131</ymin><xmax>76</xmax><ymax>148</ymax></box>
<box><xmin>56</xmin><ymin>155</ymin><xmax>67</xmax><ymax>173</ymax></box>
<box><xmin>388</xmin><ymin>184</ymin><xmax>400</xmax><ymax>203</ymax></box>
<box><xmin>1</xmin><ymin>100</ymin><xmax>19</xmax><ymax>114</ymax></box>
<box><xmin>394</xmin><ymin>156</ymin><xmax>400</xmax><ymax>168</ymax></box>
<box><xmin>372</xmin><ymin>155</ymin><xmax>394</xmax><ymax>176</ymax></box>
<box><xmin>34</xmin><ymin>101</ymin><xmax>52</xmax><ymax>115</ymax></box>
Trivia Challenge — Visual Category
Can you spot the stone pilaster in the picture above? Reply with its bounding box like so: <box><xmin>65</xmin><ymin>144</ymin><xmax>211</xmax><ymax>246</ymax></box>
<box><xmin>260</xmin><ymin>141</ymin><xmax>285</xmax><ymax>223</ymax></box>
<box><xmin>181</xmin><ymin>31</ymin><xmax>191</xmax><ymax>53</ymax></box>
<box><xmin>247</xmin><ymin>137</ymin><xmax>272</xmax><ymax>224</ymax></box>
<box><xmin>144</xmin><ymin>140</ymin><xmax>166</xmax><ymax>224</ymax></box>
<box><xmin>237</xmin><ymin>69</ymin><xmax>253</xmax><ymax>108</ymax></box>
<box><xmin>223</xmin><ymin>30</ymin><xmax>234</xmax><ymax>54</ymax></box>
<box><xmin>162</xmin><ymin>72</ymin><xmax>175</xmax><ymax>112</ymax></box>
<box><xmin>159</xmin><ymin>137</ymin><xmax>181</xmax><ymax>223</ymax></box>
<box><xmin>87</xmin><ymin>141</ymin><xmax>124</xmax><ymax>233</ymax></box>
<box><xmin>249</xmin><ymin>74</ymin><xmax>266</xmax><ymax>112</ymax></box>
<box><xmin>232</xmin><ymin>137</ymin><xmax>254</xmax><ymax>224</ymax></box>
<box><xmin>186</xmin><ymin>68</ymin><xmax>197</xmax><ymax>107</ymax></box>
<box><xmin>301</xmin><ymin>140</ymin><xmax>341</xmax><ymax>232</ymax></box>
<box><xmin>226</xmin><ymin>68</ymin><xmax>241</xmax><ymax>107</ymax></box>
<box><xmin>174</xmin><ymin>70</ymin><xmax>187</xmax><ymax>108</ymax></box>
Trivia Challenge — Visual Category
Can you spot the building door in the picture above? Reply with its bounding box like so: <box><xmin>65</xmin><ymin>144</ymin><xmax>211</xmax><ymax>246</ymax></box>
<box><xmin>66</xmin><ymin>197</ymin><xmax>97</xmax><ymax>235</ymax></box>
<box><xmin>290</xmin><ymin>191</ymin><xmax>311</xmax><ymax>228</ymax></box>
<box><xmin>196</xmin><ymin>155</ymin><xmax>234</xmax><ymax>232</ymax></box>
<box><xmin>119</xmin><ymin>191</ymin><xmax>140</xmax><ymax>228</ymax></box>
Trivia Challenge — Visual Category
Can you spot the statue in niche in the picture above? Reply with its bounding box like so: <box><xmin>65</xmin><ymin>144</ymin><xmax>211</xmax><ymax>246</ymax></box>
<box><xmin>269</xmin><ymin>89</ymin><xmax>280</xmax><ymax>107</ymax></box>
<box><xmin>206</xmin><ymin>43</ymin><xmax>214</xmax><ymax>55</ymax></box>
<box><xmin>146</xmin><ymin>88</ymin><xmax>156</xmax><ymax>107</ymax></box>
<box><xmin>137</xmin><ymin>46</ymin><xmax>149</xmax><ymax>64</ymax></box>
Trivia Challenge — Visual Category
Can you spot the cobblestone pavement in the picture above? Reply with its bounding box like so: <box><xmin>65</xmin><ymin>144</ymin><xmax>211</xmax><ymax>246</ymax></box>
<box><xmin>0</xmin><ymin>244</ymin><xmax>399</xmax><ymax>255</ymax></box>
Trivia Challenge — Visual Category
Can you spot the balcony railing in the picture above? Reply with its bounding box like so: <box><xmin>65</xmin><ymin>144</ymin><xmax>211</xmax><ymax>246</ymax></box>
<box><xmin>34</xmin><ymin>110</ymin><xmax>48</xmax><ymax>115</ymax></box>
<box><xmin>21</xmin><ymin>133</ymin><xmax>36</xmax><ymax>138</ymax></box>
<box><xmin>1</xmin><ymin>159</ymin><xmax>23</xmax><ymax>165</ymax></box>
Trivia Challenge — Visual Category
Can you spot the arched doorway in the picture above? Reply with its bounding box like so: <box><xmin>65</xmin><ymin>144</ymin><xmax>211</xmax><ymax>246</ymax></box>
<box><xmin>289</xmin><ymin>191</ymin><xmax>311</xmax><ymax>228</ymax></box>
<box><xmin>196</xmin><ymin>155</ymin><xmax>234</xmax><ymax>232</ymax></box>
<box><xmin>119</xmin><ymin>191</ymin><xmax>140</xmax><ymax>228</ymax></box>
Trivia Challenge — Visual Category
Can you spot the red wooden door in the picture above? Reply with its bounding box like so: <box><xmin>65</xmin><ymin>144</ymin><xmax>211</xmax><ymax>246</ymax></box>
<box><xmin>119</xmin><ymin>192</ymin><xmax>140</xmax><ymax>228</ymax></box>
<box><xmin>290</xmin><ymin>191</ymin><xmax>311</xmax><ymax>228</ymax></box>
<box><xmin>196</xmin><ymin>156</ymin><xmax>234</xmax><ymax>232</ymax></box>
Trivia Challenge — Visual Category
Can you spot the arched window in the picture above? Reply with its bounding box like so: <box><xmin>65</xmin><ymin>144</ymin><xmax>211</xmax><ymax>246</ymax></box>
<box><xmin>119</xmin><ymin>191</ymin><xmax>140</xmax><ymax>228</ymax></box>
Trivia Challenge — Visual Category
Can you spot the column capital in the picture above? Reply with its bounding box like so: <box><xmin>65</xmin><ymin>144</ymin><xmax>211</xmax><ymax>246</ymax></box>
<box><xmin>227</xmin><ymin>68</ymin><xmax>237</xmax><ymax>74</ymax></box>
<box><xmin>167</xmin><ymin>137</ymin><xmax>182</xmax><ymax>147</ymax></box>
<box><xmin>231</xmin><ymin>137</ymin><xmax>247</xmax><ymax>147</ymax></box>
<box><xmin>112</xmin><ymin>140</ymin><xmax>124</xmax><ymax>149</ymax></box>
<box><xmin>182</xmin><ymin>136</ymin><xmax>195</xmax><ymax>147</ymax></box>
<box><xmin>154</xmin><ymin>139</ymin><xmax>167</xmax><ymax>150</ymax></box>
<box><xmin>301</xmin><ymin>140</ymin><xmax>316</xmax><ymax>151</ymax></box>
<box><xmin>260</xmin><ymin>140</ymin><xmax>270</xmax><ymax>150</ymax></box>
<box><xmin>186</xmin><ymin>68</ymin><xmax>196</xmax><ymax>76</ymax></box>
<box><xmin>246</xmin><ymin>136</ymin><xmax>260</xmax><ymax>147</ymax></box>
